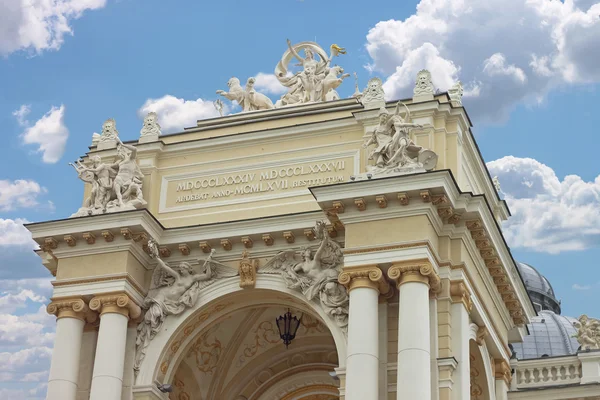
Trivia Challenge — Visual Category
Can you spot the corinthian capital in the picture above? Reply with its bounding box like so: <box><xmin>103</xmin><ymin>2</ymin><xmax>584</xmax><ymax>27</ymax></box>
<box><xmin>89</xmin><ymin>293</ymin><xmax>142</xmax><ymax>320</ymax></box>
<box><xmin>47</xmin><ymin>297</ymin><xmax>97</xmax><ymax>323</ymax></box>
<box><xmin>387</xmin><ymin>260</ymin><xmax>441</xmax><ymax>293</ymax></box>
<box><xmin>338</xmin><ymin>266</ymin><xmax>393</xmax><ymax>297</ymax></box>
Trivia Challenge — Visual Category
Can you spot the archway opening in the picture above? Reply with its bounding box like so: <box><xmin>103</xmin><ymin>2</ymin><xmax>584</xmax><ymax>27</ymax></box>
<box><xmin>169</xmin><ymin>305</ymin><xmax>339</xmax><ymax>399</ymax></box>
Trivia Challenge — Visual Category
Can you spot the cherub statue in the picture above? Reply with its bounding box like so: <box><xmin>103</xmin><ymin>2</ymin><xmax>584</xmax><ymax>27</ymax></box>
<box><xmin>135</xmin><ymin>239</ymin><xmax>237</xmax><ymax>372</ymax></box>
<box><xmin>573</xmin><ymin>315</ymin><xmax>600</xmax><ymax>351</ymax></box>
<box><xmin>260</xmin><ymin>221</ymin><xmax>348</xmax><ymax>331</ymax></box>
<box><xmin>216</xmin><ymin>77</ymin><xmax>273</xmax><ymax>112</ymax></box>
<box><xmin>140</xmin><ymin>112</ymin><xmax>161</xmax><ymax>138</ymax></box>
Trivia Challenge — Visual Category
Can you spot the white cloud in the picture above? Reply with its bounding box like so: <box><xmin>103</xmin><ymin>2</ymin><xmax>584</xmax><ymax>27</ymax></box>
<box><xmin>253</xmin><ymin>73</ymin><xmax>288</xmax><ymax>95</ymax></box>
<box><xmin>382</xmin><ymin>43</ymin><xmax>459</xmax><ymax>100</ymax></box>
<box><xmin>487</xmin><ymin>156</ymin><xmax>600</xmax><ymax>253</ymax></box>
<box><xmin>365</xmin><ymin>0</ymin><xmax>600</xmax><ymax>121</ymax></box>
<box><xmin>138</xmin><ymin>95</ymin><xmax>224</xmax><ymax>133</ymax></box>
<box><xmin>0</xmin><ymin>305</ymin><xmax>55</xmax><ymax>347</ymax></box>
<box><xmin>0</xmin><ymin>0</ymin><xmax>107</xmax><ymax>56</ymax></box>
<box><xmin>15</xmin><ymin>105</ymin><xmax>69</xmax><ymax>164</ymax></box>
<box><xmin>572</xmin><ymin>283</ymin><xmax>592</xmax><ymax>290</ymax></box>
<box><xmin>0</xmin><ymin>219</ymin><xmax>35</xmax><ymax>247</ymax></box>
<box><xmin>0</xmin><ymin>180</ymin><xmax>47</xmax><ymax>211</ymax></box>
<box><xmin>483</xmin><ymin>53</ymin><xmax>527</xmax><ymax>83</ymax></box>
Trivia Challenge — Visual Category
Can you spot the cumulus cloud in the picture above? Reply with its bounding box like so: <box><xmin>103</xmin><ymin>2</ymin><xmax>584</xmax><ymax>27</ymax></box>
<box><xmin>0</xmin><ymin>180</ymin><xmax>47</xmax><ymax>211</ymax></box>
<box><xmin>365</xmin><ymin>0</ymin><xmax>600</xmax><ymax>121</ymax></box>
<box><xmin>253</xmin><ymin>73</ymin><xmax>288</xmax><ymax>95</ymax></box>
<box><xmin>0</xmin><ymin>0</ymin><xmax>107</xmax><ymax>56</ymax></box>
<box><xmin>0</xmin><ymin>219</ymin><xmax>35</xmax><ymax>247</ymax></box>
<box><xmin>487</xmin><ymin>156</ymin><xmax>600</xmax><ymax>253</ymax></box>
<box><xmin>14</xmin><ymin>105</ymin><xmax>69</xmax><ymax>164</ymax></box>
<box><xmin>138</xmin><ymin>95</ymin><xmax>224</xmax><ymax>133</ymax></box>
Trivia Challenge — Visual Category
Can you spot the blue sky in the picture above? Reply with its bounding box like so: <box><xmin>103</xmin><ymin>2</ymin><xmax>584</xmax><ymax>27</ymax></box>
<box><xmin>1</xmin><ymin>0</ymin><xmax>599</xmax><ymax>397</ymax></box>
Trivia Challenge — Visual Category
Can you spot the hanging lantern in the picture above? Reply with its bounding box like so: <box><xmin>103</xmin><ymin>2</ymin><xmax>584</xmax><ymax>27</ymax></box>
<box><xmin>276</xmin><ymin>309</ymin><xmax>303</xmax><ymax>348</ymax></box>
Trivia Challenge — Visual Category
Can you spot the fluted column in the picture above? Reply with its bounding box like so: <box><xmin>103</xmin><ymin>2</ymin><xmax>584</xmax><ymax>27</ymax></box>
<box><xmin>388</xmin><ymin>262</ymin><xmax>440</xmax><ymax>400</ymax></box>
<box><xmin>339</xmin><ymin>266</ymin><xmax>393</xmax><ymax>400</ymax></box>
<box><xmin>46</xmin><ymin>298</ymin><xmax>96</xmax><ymax>400</ymax></box>
<box><xmin>89</xmin><ymin>294</ymin><xmax>141</xmax><ymax>400</ymax></box>
<box><xmin>450</xmin><ymin>280</ymin><xmax>473</xmax><ymax>400</ymax></box>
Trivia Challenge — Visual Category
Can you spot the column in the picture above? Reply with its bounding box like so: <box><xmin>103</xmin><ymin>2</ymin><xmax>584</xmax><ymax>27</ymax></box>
<box><xmin>494</xmin><ymin>359</ymin><xmax>511</xmax><ymax>400</ymax></box>
<box><xmin>339</xmin><ymin>266</ymin><xmax>393</xmax><ymax>400</ymax></box>
<box><xmin>450</xmin><ymin>281</ymin><xmax>473</xmax><ymax>400</ymax></box>
<box><xmin>46</xmin><ymin>298</ymin><xmax>93</xmax><ymax>400</ymax></box>
<box><xmin>89</xmin><ymin>294</ymin><xmax>141</xmax><ymax>400</ymax></box>
<box><xmin>388</xmin><ymin>262</ymin><xmax>440</xmax><ymax>400</ymax></box>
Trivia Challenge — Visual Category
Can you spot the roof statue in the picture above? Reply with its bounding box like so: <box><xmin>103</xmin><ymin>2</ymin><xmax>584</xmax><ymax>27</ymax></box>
<box><xmin>448</xmin><ymin>80</ymin><xmax>464</xmax><ymax>106</ymax></box>
<box><xmin>351</xmin><ymin>72</ymin><xmax>362</xmax><ymax>100</ymax></box>
<box><xmin>70</xmin><ymin>130</ymin><xmax>147</xmax><ymax>217</ymax></box>
<box><xmin>139</xmin><ymin>111</ymin><xmax>161</xmax><ymax>143</ymax></box>
<box><xmin>213</xmin><ymin>98</ymin><xmax>225</xmax><ymax>116</ymax></box>
<box><xmin>360</xmin><ymin>77</ymin><xmax>385</xmax><ymax>109</ymax></box>
<box><xmin>274</xmin><ymin>40</ymin><xmax>349</xmax><ymax>107</ymax></box>
<box><xmin>217</xmin><ymin>77</ymin><xmax>274</xmax><ymax>112</ymax></box>
<box><xmin>362</xmin><ymin>101</ymin><xmax>438</xmax><ymax>176</ymax></box>
<box><xmin>135</xmin><ymin>238</ymin><xmax>238</xmax><ymax>373</ymax></box>
<box><xmin>413</xmin><ymin>69</ymin><xmax>435</xmax><ymax>101</ymax></box>
<box><xmin>493</xmin><ymin>176</ymin><xmax>501</xmax><ymax>193</ymax></box>
<box><xmin>573</xmin><ymin>315</ymin><xmax>600</xmax><ymax>351</ymax></box>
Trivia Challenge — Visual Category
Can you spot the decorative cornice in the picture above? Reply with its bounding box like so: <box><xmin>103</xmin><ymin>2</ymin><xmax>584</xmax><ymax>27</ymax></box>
<box><xmin>47</xmin><ymin>297</ymin><xmax>96</xmax><ymax>323</ymax></box>
<box><xmin>494</xmin><ymin>359</ymin><xmax>511</xmax><ymax>385</ymax></box>
<box><xmin>89</xmin><ymin>293</ymin><xmax>142</xmax><ymax>320</ymax></box>
<box><xmin>338</xmin><ymin>266</ymin><xmax>393</xmax><ymax>297</ymax></box>
<box><xmin>388</xmin><ymin>260</ymin><xmax>441</xmax><ymax>293</ymax></box>
<box><xmin>450</xmin><ymin>280</ymin><xmax>473</xmax><ymax>312</ymax></box>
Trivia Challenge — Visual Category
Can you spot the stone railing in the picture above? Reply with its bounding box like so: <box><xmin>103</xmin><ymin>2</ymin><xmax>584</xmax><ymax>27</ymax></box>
<box><xmin>513</xmin><ymin>355</ymin><xmax>581</xmax><ymax>389</ymax></box>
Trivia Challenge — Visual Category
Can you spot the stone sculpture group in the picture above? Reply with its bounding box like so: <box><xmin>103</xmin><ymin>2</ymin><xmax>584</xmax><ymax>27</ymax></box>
<box><xmin>133</xmin><ymin>221</ymin><xmax>349</xmax><ymax>373</ymax></box>
<box><xmin>70</xmin><ymin>119</ymin><xmax>147</xmax><ymax>217</ymax></box>
<box><xmin>362</xmin><ymin>101</ymin><xmax>438</xmax><ymax>174</ymax></box>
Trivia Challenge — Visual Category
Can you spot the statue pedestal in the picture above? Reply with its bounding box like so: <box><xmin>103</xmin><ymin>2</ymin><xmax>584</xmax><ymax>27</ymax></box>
<box><xmin>412</xmin><ymin>94</ymin><xmax>434</xmax><ymax>103</ymax></box>
<box><xmin>579</xmin><ymin>350</ymin><xmax>600</xmax><ymax>384</ymax></box>
<box><xmin>97</xmin><ymin>139</ymin><xmax>117</xmax><ymax>150</ymax></box>
<box><xmin>138</xmin><ymin>134</ymin><xmax>159</xmax><ymax>144</ymax></box>
<box><xmin>353</xmin><ymin>166</ymin><xmax>426</xmax><ymax>181</ymax></box>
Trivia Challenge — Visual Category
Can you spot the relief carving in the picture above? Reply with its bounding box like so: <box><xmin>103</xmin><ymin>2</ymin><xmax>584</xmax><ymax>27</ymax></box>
<box><xmin>260</xmin><ymin>221</ymin><xmax>349</xmax><ymax>332</ymax></box>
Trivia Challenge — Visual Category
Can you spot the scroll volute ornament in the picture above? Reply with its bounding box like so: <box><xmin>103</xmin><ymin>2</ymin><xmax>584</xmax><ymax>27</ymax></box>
<box><xmin>89</xmin><ymin>293</ymin><xmax>142</xmax><ymax>320</ymax></box>
<box><xmin>47</xmin><ymin>297</ymin><xmax>97</xmax><ymax>323</ymax></box>
<box><xmin>338</xmin><ymin>266</ymin><xmax>393</xmax><ymax>297</ymax></box>
<box><xmin>450</xmin><ymin>280</ymin><xmax>473</xmax><ymax>312</ymax></box>
<box><xmin>494</xmin><ymin>359</ymin><xmax>512</xmax><ymax>384</ymax></box>
<box><xmin>387</xmin><ymin>261</ymin><xmax>441</xmax><ymax>293</ymax></box>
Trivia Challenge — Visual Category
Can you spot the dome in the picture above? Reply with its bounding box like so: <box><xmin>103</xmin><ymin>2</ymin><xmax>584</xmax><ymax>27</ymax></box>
<box><xmin>511</xmin><ymin>310</ymin><xmax>580</xmax><ymax>359</ymax></box>
<box><xmin>517</xmin><ymin>262</ymin><xmax>561</xmax><ymax>314</ymax></box>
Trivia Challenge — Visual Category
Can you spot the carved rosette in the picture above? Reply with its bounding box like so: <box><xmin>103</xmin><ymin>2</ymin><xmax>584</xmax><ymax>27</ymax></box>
<box><xmin>450</xmin><ymin>280</ymin><xmax>473</xmax><ymax>312</ymax></box>
<box><xmin>387</xmin><ymin>261</ymin><xmax>441</xmax><ymax>293</ymax></box>
<box><xmin>494</xmin><ymin>359</ymin><xmax>512</xmax><ymax>385</ymax></box>
<box><xmin>47</xmin><ymin>297</ymin><xmax>96</xmax><ymax>323</ymax></box>
<box><xmin>338</xmin><ymin>266</ymin><xmax>393</xmax><ymax>298</ymax></box>
<box><xmin>89</xmin><ymin>293</ymin><xmax>142</xmax><ymax>320</ymax></box>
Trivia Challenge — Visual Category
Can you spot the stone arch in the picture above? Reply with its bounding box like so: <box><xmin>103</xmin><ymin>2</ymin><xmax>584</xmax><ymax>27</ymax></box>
<box><xmin>468</xmin><ymin>329</ymin><xmax>495</xmax><ymax>400</ymax></box>
<box><xmin>135</xmin><ymin>274</ymin><xmax>347</xmax><ymax>389</ymax></box>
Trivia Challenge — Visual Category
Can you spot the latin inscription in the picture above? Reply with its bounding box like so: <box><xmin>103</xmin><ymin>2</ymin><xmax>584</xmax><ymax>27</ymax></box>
<box><xmin>170</xmin><ymin>160</ymin><xmax>347</xmax><ymax>205</ymax></box>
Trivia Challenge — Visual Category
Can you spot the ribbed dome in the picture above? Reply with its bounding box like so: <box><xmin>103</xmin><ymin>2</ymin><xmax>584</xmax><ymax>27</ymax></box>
<box><xmin>517</xmin><ymin>262</ymin><xmax>561</xmax><ymax>314</ymax></box>
<box><xmin>511</xmin><ymin>310</ymin><xmax>580</xmax><ymax>359</ymax></box>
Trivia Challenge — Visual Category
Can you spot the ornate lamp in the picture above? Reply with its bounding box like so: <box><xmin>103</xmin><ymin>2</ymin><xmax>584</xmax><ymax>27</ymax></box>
<box><xmin>276</xmin><ymin>309</ymin><xmax>303</xmax><ymax>348</ymax></box>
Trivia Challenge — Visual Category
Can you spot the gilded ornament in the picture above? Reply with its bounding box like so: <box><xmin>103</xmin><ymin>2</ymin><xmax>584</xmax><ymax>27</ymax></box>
<box><xmin>82</xmin><ymin>232</ymin><xmax>96</xmax><ymax>244</ymax></box>
<box><xmin>239</xmin><ymin>250</ymin><xmax>258</xmax><ymax>289</ymax></box>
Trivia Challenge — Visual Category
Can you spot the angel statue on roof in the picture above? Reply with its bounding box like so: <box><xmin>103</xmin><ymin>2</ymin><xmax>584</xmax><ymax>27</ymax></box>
<box><xmin>134</xmin><ymin>239</ymin><xmax>237</xmax><ymax>372</ymax></box>
<box><xmin>275</xmin><ymin>39</ymin><xmax>348</xmax><ymax>106</ymax></box>
<box><xmin>260</xmin><ymin>221</ymin><xmax>349</xmax><ymax>331</ymax></box>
